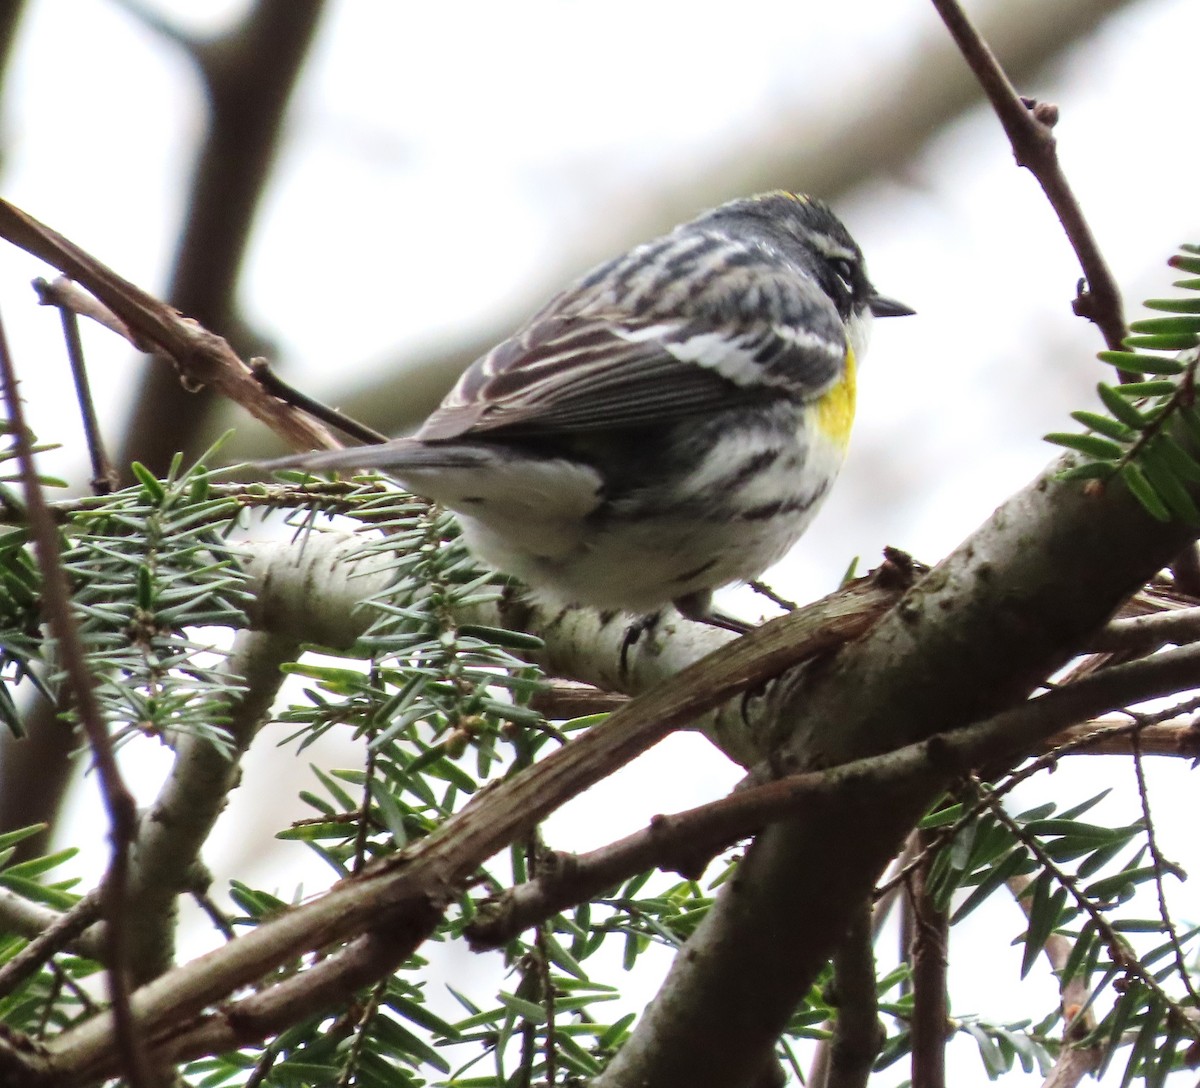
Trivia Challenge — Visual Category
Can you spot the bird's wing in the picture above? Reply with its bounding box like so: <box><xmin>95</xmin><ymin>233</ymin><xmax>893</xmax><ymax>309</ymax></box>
<box><xmin>416</xmin><ymin>240</ymin><xmax>848</xmax><ymax>441</ymax></box>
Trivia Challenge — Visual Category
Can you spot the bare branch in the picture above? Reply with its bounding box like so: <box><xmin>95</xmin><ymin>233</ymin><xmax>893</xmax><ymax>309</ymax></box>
<box><xmin>1049</xmin><ymin>717</ymin><xmax>1200</xmax><ymax>757</ymax></box>
<box><xmin>930</xmin><ymin>0</ymin><xmax>1126</xmax><ymax>350</ymax></box>
<box><xmin>249</xmin><ymin>359</ymin><xmax>387</xmax><ymax>446</ymax></box>
<box><xmin>1129</xmin><ymin>731</ymin><xmax>1199</xmax><ymax>1006</ymax></box>
<box><xmin>33</xmin><ymin>276</ymin><xmax>143</xmax><ymax>348</ymax></box>
<box><xmin>825</xmin><ymin>900</ymin><xmax>884</xmax><ymax>1088</ymax></box>
<box><xmin>0</xmin><ymin>204</ymin><xmax>338</xmax><ymax>453</ymax></box>
<box><xmin>908</xmin><ymin>834</ymin><xmax>948</xmax><ymax>1088</ymax></box>
<box><xmin>0</xmin><ymin>310</ymin><xmax>148</xmax><ymax>1086</ymax></box>
<box><xmin>39</xmin><ymin>283</ymin><xmax>117</xmax><ymax>493</ymax></box>
<box><xmin>529</xmin><ymin>679</ymin><xmax>629</xmax><ymax>720</ymax></box>
<box><xmin>461</xmin><ymin>644</ymin><xmax>1200</xmax><ymax>950</ymax></box>
<box><xmin>0</xmin><ymin>891</ymin><xmax>103</xmax><ymax>997</ymax></box>
<box><xmin>1089</xmin><ymin>605</ymin><xmax>1200</xmax><ymax>653</ymax></box>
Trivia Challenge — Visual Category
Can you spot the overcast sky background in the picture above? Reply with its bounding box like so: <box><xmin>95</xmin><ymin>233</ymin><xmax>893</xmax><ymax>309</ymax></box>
<box><xmin>3</xmin><ymin>0</ymin><xmax>1200</xmax><ymax>1083</ymax></box>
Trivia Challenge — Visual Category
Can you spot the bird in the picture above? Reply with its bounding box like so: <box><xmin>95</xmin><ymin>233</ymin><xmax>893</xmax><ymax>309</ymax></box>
<box><xmin>261</xmin><ymin>192</ymin><xmax>913</xmax><ymax>631</ymax></box>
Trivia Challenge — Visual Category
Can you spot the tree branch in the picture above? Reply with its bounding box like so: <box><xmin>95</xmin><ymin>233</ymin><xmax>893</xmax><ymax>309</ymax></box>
<box><xmin>1007</xmin><ymin>873</ymin><xmax>1103</xmax><ymax>1088</ymax></box>
<box><xmin>119</xmin><ymin>629</ymin><xmax>300</xmax><ymax>984</ymax></box>
<box><xmin>930</xmin><ymin>0</ymin><xmax>1126</xmax><ymax>350</ymax></box>
<box><xmin>0</xmin><ymin>210</ymin><xmax>338</xmax><ymax>452</ymax></box>
<box><xmin>825</xmin><ymin>900</ymin><xmax>883</xmax><ymax>1088</ymax></box>
<box><xmin>908</xmin><ymin>832</ymin><xmax>949</xmax><ymax>1088</ymax></box>
<box><xmin>467</xmin><ymin>641</ymin><xmax>1200</xmax><ymax>951</ymax></box>
<box><xmin>44</xmin><ymin>289</ymin><xmax>116</xmax><ymax>494</ymax></box>
<box><xmin>0</xmin><ymin>892</ymin><xmax>103</xmax><ymax>998</ymax></box>
<box><xmin>1089</xmin><ymin>605</ymin><xmax>1200</xmax><ymax>653</ymax></box>
<box><xmin>0</xmin><ymin>313</ymin><xmax>147</xmax><ymax>1087</ymax></box>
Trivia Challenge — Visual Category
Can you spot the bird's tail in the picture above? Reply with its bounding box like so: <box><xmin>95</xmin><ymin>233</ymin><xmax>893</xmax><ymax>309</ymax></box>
<box><xmin>258</xmin><ymin>439</ymin><xmax>494</xmax><ymax>476</ymax></box>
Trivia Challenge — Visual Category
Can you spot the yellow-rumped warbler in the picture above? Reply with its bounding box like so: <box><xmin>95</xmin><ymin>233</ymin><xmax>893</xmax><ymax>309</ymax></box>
<box><xmin>264</xmin><ymin>192</ymin><xmax>912</xmax><ymax>628</ymax></box>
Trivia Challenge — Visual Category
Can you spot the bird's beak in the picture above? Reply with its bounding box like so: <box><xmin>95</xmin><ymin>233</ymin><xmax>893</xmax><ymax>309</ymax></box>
<box><xmin>869</xmin><ymin>294</ymin><xmax>915</xmax><ymax>318</ymax></box>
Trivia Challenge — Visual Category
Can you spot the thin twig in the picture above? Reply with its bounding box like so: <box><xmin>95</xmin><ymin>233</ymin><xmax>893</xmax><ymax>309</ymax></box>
<box><xmin>470</xmin><ymin>694</ymin><xmax>1197</xmax><ymax>955</ymax></box>
<box><xmin>242</xmin><ymin>1035</ymin><xmax>284</xmax><ymax>1088</ymax></box>
<box><xmin>0</xmin><ymin>309</ymin><xmax>148</xmax><ymax>1087</ymax></box>
<box><xmin>748</xmin><ymin>580</ymin><xmax>798</xmax><ymax>612</ymax></box>
<box><xmin>250</xmin><ymin>359</ymin><xmax>387</xmax><ymax>447</ymax></box>
<box><xmin>34</xmin><ymin>276</ymin><xmax>143</xmax><ymax>347</ymax></box>
<box><xmin>1128</xmin><ymin>729</ymin><xmax>1200</xmax><ymax>1006</ymax></box>
<box><xmin>0</xmin><ymin>478</ymin><xmax>387</xmax><ymax>527</ymax></box>
<box><xmin>353</xmin><ymin>738</ymin><xmax>377</xmax><ymax>876</ymax></box>
<box><xmin>190</xmin><ymin>889</ymin><xmax>236</xmax><ymax>943</ymax></box>
<box><xmin>976</xmin><ymin>775</ymin><xmax>1200</xmax><ymax>1049</ymax></box>
<box><xmin>35</xmin><ymin>969</ymin><xmax>64</xmax><ymax>1041</ymax></box>
<box><xmin>1006</xmin><ymin>873</ymin><xmax>1102</xmax><ymax>1085</ymax></box>
<box><xmin>49</xmin><ymin>961</ymin><xmax>101</xmax><ymax>1019</ymax></box>
<box><xmin>0</xmin><ymin>891</ymin><xmax>103</xmax><ymax>999</ymax></box>
<box><xmin>875</xmin><ymin>700</ymin><xmax>1200</xmax><ymax>901</ymax></box>
<box><xmin>336</xmin><ymin>979</ymin><xmax>387</xmax><ymax>1088</ymax></box>
<box><xmin>930</xmin><ymin>0</ymin><xmax>1126</xmax><ymax>350</ymax></box>
<box><xmin>1047</xmin><ymin>717</ymin><xmax>1200</xmax><ymax>757</ymax></box>
<box><xmin>45</xmin><ymin>290</ymin><xmax>117</xmax><ymax>494</ymax></box>
<box><xmin>534</xmin><ymin>916</ymin><xmax>558</xmax><ymax>1088</ymax></box>
<box><xmin>529</xmin><ymin>680</ymin><xmax>628</xmax><ymax>720</ymax></box>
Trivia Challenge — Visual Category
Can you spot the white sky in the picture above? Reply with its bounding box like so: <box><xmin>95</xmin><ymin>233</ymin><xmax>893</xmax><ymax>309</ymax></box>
<box><xmin>3</xmin><ymin>0</ymin><xmax>1200</xmax><ymax>1083</ymax></box>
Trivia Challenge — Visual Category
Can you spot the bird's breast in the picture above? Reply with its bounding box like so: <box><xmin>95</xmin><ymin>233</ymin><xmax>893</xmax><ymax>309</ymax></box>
<box><xmin>813</xmin><ymin>345</ymin><xmax>857</xmax><ymax>450</ymax></box>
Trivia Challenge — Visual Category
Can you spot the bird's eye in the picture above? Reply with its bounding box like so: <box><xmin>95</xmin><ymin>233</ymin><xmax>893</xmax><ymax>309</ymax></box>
<box><xmin>829</xmin><ymin>258</ymin><xmax>857</xmax><ymax>294</ymax></box>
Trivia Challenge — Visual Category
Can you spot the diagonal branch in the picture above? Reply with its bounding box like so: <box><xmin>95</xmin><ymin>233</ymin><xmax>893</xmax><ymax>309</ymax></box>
<box><xmin>1007</xmin><ymin>872</ymin><xmax>1103</xmax><ymax>1087</ymax></box>
<box><xmin>0</xmin><ymin>892</ymin><xmax>103</xmax><ymax>997</ymax></box>
<box><xmin>0</xmin><ymin>206</ymin><xmax>337</xmax><ymax>452</ymax></box>
<box><xmin>930</xmin><ymin>0</ymin><xmax>1126</xmax><ymax>350</ymax></box>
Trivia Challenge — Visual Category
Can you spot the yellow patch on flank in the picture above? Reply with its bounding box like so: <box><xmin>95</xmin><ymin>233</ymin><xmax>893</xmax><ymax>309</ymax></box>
<box><xmin>815</xmin><ymin>346</ymin><xmax>857</xmax><ymax>449</ymax></box>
